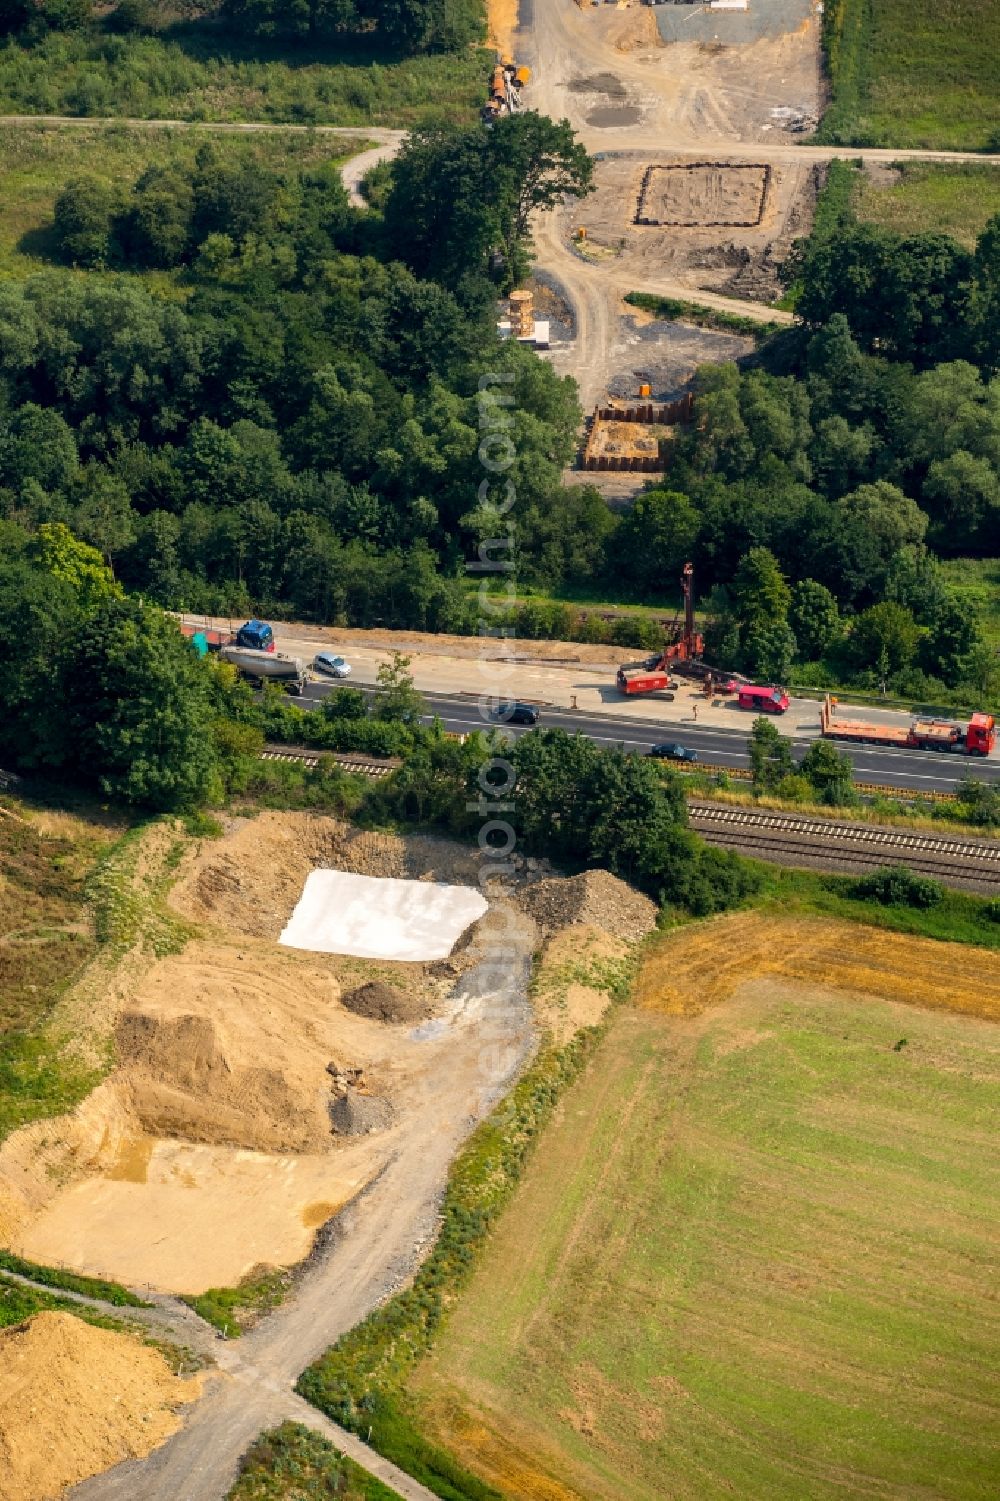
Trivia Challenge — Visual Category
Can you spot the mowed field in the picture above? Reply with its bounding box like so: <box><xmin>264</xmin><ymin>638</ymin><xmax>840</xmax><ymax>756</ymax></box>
<box><xmin>411</xmin><ymin>914</ymin><xmax>1000</xmax><ymax>1501</ymax></box>
<box><xmin>819</xmin><ymin>0</ymin><xmax>1000</xmax><ymax>150</ymax></box>
<box><xmin>854</xmin><ymin>163</ymin><xmax>1000</xmax><ymax>248</ymax></box>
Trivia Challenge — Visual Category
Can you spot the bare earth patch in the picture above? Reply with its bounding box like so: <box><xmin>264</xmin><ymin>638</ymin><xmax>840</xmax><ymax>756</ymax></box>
<box><xmin>0</xmin><ymin>1311</ymin><xmax>201</xmax><ymax>1501</ymax></box>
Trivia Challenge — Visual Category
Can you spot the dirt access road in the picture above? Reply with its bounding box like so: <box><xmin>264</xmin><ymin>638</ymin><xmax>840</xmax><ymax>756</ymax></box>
<box><xmin>68</xmin><ymin>939</ymin><xmax>536</xmax><ymax>1501</ymax></box>
<box><xmin>515</xmin><ymin>0</ymin><xmax>1000</xmax><ymax>405</ymax></box>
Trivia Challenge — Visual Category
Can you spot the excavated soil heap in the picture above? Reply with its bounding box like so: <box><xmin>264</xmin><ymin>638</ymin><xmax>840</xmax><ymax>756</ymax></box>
<box><xmin>116</xmin><ymin>1005</ymin><xmax>328</xmax><ymax>1154</ymax></box>
<box><xmin>518</xmin><ymin>870</ymin><xmax>658</xmax><ymax>942</ymax></box>
<box><xmin>0</xmin><ymin>1312</ymin><xmax>201</xmax><ymax>1501</ymax></box>
<box><xmin>340</xmin><ymin>980</ymin><xmax>429</xmax><ymax>1025</ymax></box>
<box><xmin>173</xmin><ymin>813</ymin><xmax>481</xmax><ymax>941</ymax></box>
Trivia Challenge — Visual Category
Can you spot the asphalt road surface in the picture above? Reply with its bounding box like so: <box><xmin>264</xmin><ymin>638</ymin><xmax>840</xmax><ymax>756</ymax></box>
<box><xmin>298</xmin><ymin>681</ymin><xmax>1000</xmax><ymax>795</ymax></box>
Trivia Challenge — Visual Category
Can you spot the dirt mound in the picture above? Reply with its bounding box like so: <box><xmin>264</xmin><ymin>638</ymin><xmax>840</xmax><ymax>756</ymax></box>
<box><xmin>533</xmin><ymin>925</ymin><xmax>631</xmax><ymax>1045</ymax></box>
<box><xmin>0</xmin><ymin>1312</ymin><xmax>201</xmax><ymax>1501</ymax></box>
<box><xmin>173</xmin><ymin>813</ymin><xmax>481</xmax><ymax>941</ymax></box>
<box><xmin>518</xmin><ymin>870</ymin><xmax>658</xmax><ymax>942</ymax></box>
<box><xmin>329</xmin><ymin>1091</ymin><xmax>394</xmax><ymax>1136</ymax></box>
<box><xmin>117</xmin><ymin>1007</ymin><xmax>328</xmax><ymax>1153</ymax></box>
<box><xmin>340</xmin><ymin>980</ymin><xmax>429</xmax><ymax>1024</ymax></box>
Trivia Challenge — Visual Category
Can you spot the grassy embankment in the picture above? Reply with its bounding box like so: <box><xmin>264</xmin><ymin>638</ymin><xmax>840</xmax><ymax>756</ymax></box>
<box><xmin>405</xmin><ymin>913</ymin><xmax>1000</xmax><ymax>1501</ymax></box>
<box><xmin>0</xmin><ymin>801</ymin><xmax>196</xmax><ymax>1307</ymax></box>
<box><xmin>228</xmin><ymin>1423</ymin><xmax>400</xmax><ymax>1501</ymax></box>
<box><xmin>183</xmin><ymin>1266</ymin><xmax>294</xmax><ymax>1337</ymax></box>
<box><xmin>0</xmin><ymin>1270</ymin><xmax>136</xmax><ymax>1333</ymax></box>
<box><xmin>0</xmin><ymin>800</ymin><xmax>117</xmax><ymax>1142</ymax></box>
<box><xmin>0</xmin><ymin>27</ymin><xmax>487</xmax><ymax>128</ymax></box>
<box><xmin>0</xmin><ymin>125</ymin><xmax>371</xmax><ymax>279</ymax></box>
<box><xmin>815</xmin><ymin>0</ymin><xmax>1000</xmax><ymax>151</ymax></box>
<box><xmin>853</xmin><ymin>161</ymin><xmax>1000</xmax><ymax>247</ymax></box>
<box><xmin>623</xmin><ymin>292</ymin><xmax>785</xmax><ymax>343</ymax></box>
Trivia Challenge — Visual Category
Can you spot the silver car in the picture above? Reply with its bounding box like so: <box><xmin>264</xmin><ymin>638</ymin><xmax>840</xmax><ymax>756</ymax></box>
<box><xmin>313</xmin><ymin>651</ymin><xmax>352</xmax><ymax>679</ymax></box>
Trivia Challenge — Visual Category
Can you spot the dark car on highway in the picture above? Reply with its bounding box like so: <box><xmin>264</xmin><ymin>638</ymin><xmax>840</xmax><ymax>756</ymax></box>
<box><xmin>489</xmin><ymin>701</ymin><xmax>540</xmax><ymax>726</ymax></box>
<box><xmin>648</xmin><ymin>741</ymin><xmax>698</xmax><ymax>763</ymax></box>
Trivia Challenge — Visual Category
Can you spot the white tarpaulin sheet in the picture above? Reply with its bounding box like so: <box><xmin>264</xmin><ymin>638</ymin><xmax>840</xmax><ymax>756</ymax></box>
<box><xmin>279</xmin><ymin>870</ymin><xmax>488</xmax><ymax>961</ymax></box>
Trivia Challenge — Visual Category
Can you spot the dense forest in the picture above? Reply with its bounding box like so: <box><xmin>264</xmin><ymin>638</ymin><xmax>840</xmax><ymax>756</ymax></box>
<box><xmin>1</xmin><ymin>113</ymin><xmax>1000</xmax><ymax>708</ymax></box>
<box><xmin>0</xmin><ymin>0</ymin><xmax>483</xmax><ymax>53</ymax></box>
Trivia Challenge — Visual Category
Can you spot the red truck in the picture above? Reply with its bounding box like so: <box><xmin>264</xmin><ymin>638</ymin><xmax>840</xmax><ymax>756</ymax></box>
<box><xmin>616</xmin><ymin>662</ymin><xmax>676</xmax><ymax>697</ymax></box>
<box><xmin>819</xmin><ymin>695</ymin><xmax>996</xmax><ymax>756</ymax></box>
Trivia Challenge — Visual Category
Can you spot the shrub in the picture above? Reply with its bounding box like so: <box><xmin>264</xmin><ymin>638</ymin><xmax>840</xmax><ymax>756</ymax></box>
<box><xmin>848</xmin><ymin>864</ymin><xmax>944</xmax><ymax>908</ymax></box>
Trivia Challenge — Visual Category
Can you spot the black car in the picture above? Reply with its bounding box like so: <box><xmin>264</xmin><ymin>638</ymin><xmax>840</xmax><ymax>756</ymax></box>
<box><xmin>489</xmin><ymin>701</ymin><xmax>540</xmax><ymax>726</ymax></box>
<box><xmin>648</xmin><ymin>741</ymin><xmax>698</xmax><ymax>763</ymax></box>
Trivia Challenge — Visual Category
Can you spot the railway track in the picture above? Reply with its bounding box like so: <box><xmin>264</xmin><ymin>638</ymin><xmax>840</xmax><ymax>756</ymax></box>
<box><xmin>259</xmin><ymin>747</ymin><xmax>401</xmax><ymax>778</ymax></box>
<box><xmin>688</xmin><ymin>802</ymin><xmax>1000</xmax><ymax>893</ymax></box>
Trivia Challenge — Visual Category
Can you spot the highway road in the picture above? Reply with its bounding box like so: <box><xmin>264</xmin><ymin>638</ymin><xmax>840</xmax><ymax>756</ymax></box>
<box><xmin>298</xmin><ymin>680</ymin><xmax>1000</xmax><ymax>796</ymax></box>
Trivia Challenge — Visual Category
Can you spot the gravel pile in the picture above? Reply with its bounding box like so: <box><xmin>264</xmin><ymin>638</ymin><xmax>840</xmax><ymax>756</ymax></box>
<box><xmin>518</xmin><ymin>869</ymin><xmax>658</xmax><ymax>942</ymax></box>
<box><xmin>329</xmin><ymin>1091</ymin><xmax>394</xmax><ymax>1136</ymax></box>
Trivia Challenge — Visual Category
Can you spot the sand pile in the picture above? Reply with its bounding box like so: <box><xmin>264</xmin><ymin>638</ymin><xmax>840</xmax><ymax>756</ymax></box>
<box><xmin>341</xmin><ymin>980</ymin><xmax>429</xmax><ymax>1024</ymax></box>
<box><xmin>117</xmin><ymin>1008</ymin><xmax>329</xmax><ymax>1154</ymax></box>
<box><xmin>0</xmin><ymin>1312</ymin><xmax>201</xmax><ymax>1501</ymax></box>
<box><xmin>173</xmin><ymin>813</ymin><xmax>480</xmax><ymax>941</ymax></box>
<box><xmin>518</xmin><ymin>870</ymin><xmax>658</xmax><ymax>942</ymax></box>
<box><xmin>111</xmin><ymin>943</ymin><xmax>356</xmax><ymax>1153</ymax></box>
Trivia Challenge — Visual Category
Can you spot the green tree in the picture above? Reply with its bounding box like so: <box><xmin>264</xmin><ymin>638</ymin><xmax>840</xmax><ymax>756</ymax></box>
<box><xmin>585</xmin><ymin>749</ymin><xmax>687</xmax><ymax>889</ymax></box>
<box><xmin>731</xmin><ymin>547</ymin><xmax>791</xmax><ymax>630</ymax></box>
<box><xmin>789</xmin><ymin>578</ymin><xmax>841</xmax><ymax>661</ymax></box>
<box><xmin>800</xmin><ymin>739</ymin><xmax>855</xmax><ymax>806</ymax></box>
<box><xmin>53</xmin><ymin>176</ymin><xmax>119</xmax><ymax>268</ymax></box>
<box><xmin>742</xmin><ymin>618</ymin><xmax>796</xmax><ymax>681</ymax></box>
<box><xmin>748</xmin><ymin>715</ymin><xmax>794</xmax><ymax>793</ymax></box>
<box><xmin>0</xmin><ymin>553</ymin><xmax>77</xmax><ymax>771</ymax></box>
<box><xmin>384</xmin><ymin>114</ymin><xmax>593</xmax><ymax>290</ymax></box>
<box><xmin>0</xmin><ymin>404</ymin><xmax>78</xmax><ymax>493</ymax></box>
<box><xmin>62</xmin><ymin>599</ymin><xmax>218</xmax><ymax>809</ymax></box>
<box><xmin>920</xmin><ymin>594</ymin><xmax>980</xmax><ymax>684</ymax></box>
<box><xmin>508</xmin><ymin>729</ymin><xmax>603</xmax><ymax>863</ymax></box>
<box><xmin>70</xmin><ymin>464</ymin><xmax>136</xmax><ymax>574</ymax></box>
<box><xmin>125</xmin><ymin>167</ymin><xmax>194</xmax><ymax>268</ymax></box>
<box><xmin>922</xmin><ymin>450</ymin><xmax>1000</xmax><ymax>553</ymax></box>
<box><xmin>849</xmin><ymin>601</ymin><xmax>921</xmax><ymax>676</ymax></box>
<box><xmin>26</xmin><ymin>521</ymin><xmax>121</xmax><ymax>613</ymax></box>
<box><xmin>610</xmin><ymin>489</ymin><xmax>699</xmax><ymax>597</ymax></box>
<box><xmin>372</xmin><ymin>652</ymin><xmax>426</xmax><ymax>724</ymax></box>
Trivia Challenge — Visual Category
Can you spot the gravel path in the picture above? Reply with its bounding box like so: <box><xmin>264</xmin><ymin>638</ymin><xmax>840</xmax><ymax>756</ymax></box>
<box><xmin>67</xmin><ymin>945</ymin><xmax>536</xmax><ymax>1501</ymax></box>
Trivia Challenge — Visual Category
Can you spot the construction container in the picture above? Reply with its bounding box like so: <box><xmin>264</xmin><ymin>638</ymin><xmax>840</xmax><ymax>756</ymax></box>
<box><xmin>639</xmin><ymin>383</ymin><xmax>652</xmax><ymax>398</ymax></box>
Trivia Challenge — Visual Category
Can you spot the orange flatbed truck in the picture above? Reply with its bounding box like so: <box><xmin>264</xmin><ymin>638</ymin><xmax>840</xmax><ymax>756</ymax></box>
<box><xmin>820</xmin><ymin>695</ymin><xmax>996</xmax><ymax>756</ymax></box>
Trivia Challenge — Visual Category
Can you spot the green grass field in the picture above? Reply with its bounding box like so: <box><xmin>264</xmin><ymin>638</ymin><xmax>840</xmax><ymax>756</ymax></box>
<box><xmin>0</xmin><ymin>27</ymin><xmax>486</xmax><ymax>128</ymax></box>
<box><xmin>0</xmin><ymin>125</ymin><xmax>365</xmax><ymax>278</ymax></box>
<box><xmin>817</xmin><ymin>0</ymin><xmax>1000</xmax><ymax>150</ymax></box>
<box><xmin>228</xmin><ymin>1424</ymin><xmax>400</xmax><ymax>1501</ymax></box>
<box><xmin>854</xmin><ymin>163</ymin><xmax>1000</xmax><ymax>248</ymax></box>
<box><xmin>411</xmin><ymin>952</ymin><xmax>1000</xmax><ymax>1500</ymax></box>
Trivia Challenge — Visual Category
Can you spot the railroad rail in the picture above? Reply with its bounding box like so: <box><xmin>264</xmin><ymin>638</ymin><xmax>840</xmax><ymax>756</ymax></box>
<box><xmin>260</xmin><ymin>747</ymin><xmax>401</xmax><ymax>778</ymax></box>
<box><xmin>688</xmin><ymin>801</ymin><xmax>1000</xmax><ymax>892</ymax></box>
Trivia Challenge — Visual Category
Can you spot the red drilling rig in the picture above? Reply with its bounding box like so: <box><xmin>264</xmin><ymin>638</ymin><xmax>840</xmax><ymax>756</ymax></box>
<box><xmin>616</xmin><ymin>563</ymin><xmax>707</xmax><ymax>696</ymax></box>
